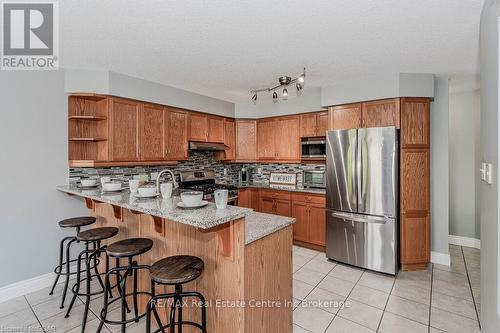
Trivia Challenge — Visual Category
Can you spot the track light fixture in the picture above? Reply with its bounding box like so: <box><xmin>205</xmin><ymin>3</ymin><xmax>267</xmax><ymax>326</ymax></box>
<box><xmin>250</xmin><ymin>68</ymin><xmax>306</xmax><ymax>104</ymax></box>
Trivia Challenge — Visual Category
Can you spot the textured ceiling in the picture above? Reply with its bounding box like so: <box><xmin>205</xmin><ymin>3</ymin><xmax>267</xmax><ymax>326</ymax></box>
<box><xmin>60</xmin><ymin>0</ymin><xmax>483</xmax><ymax>103</ymax></box>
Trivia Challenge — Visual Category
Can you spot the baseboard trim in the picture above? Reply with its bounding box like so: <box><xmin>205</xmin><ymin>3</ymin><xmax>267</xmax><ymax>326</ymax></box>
<box><xmin>0</xmin><ymin>271</ymin><xmax>56</xmax><ymax>303</ymax></box>
<box><xmin>448</xmin><ymin>235</ymin><xmax>481</xmax><ymax>249</ymax></box>
<box><xmin>431</xmin><ymin>251</ymin><xmax>451</xmax><ymax>267</ymax></box>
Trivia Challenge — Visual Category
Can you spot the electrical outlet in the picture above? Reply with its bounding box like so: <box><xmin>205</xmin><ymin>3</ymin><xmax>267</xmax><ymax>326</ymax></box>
<box><xmin>480</xmin><ymin>162</ymin><xmax>493</xmax><ymax>185</ymax></box>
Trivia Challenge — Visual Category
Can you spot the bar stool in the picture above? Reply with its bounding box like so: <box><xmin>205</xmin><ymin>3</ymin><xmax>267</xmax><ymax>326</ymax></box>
<box><xmin>97</xmin><ymin>238</ymin><xmax>154</xmax><ymax>333</ymax></box>
<box><xmin>146</xmin><ymin>255</ymin><xmax>207</xmax><ymax>333</ymax></box>
<box><xmin>64</xmin><ymin>227</ymin><xmax>120</xmax><ymax>333</ymax></box>
<box><xmin>50</xmin><ymin>216</ymin><xmax>96</xmax><ymax>309</ymax></box>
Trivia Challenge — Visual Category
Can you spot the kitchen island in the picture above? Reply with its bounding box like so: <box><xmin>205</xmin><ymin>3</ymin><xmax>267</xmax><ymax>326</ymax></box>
<box><xmin>57</xmin><ymin>185</ymin><xmax>294</xmax><ymax>333</ymax></box>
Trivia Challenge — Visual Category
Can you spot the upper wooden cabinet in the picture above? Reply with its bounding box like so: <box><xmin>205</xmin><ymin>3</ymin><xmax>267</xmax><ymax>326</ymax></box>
<box><xmin>257</xmin><ymin>116</ymin><xmax>300</xmax><ymax>161</ymax></box>
<box><xmin>362</xmin><ymin>99</ymin><xmax>400</xmax><ymax>128</ymax></box>
<box><xmin>140</xmin><ymin>103</ymin><xmax>165</xmax><ymax>161</ymax></box>
<box><xmin>400</xmin><ymin>98</ymin><xmax>430</xmax><ymax>148</ymax></box>
<box><xmin>328</xmin><ymin>104</ymin><xmax>362</xmax><ymax>130</ymax></box>
<box><xmin>235</xmin><ymin>120</ymin><xmax>257</xmax><ymax>161</ymax></box>
<box><xmin>165</xmin><ymin>108</ymin><xmax>189</xmax><ymax>160</ymax></box>
<box><xmin>221</xmin><ymin>119</ymin><xmax>236</xmax><ymax>161</ymax></box>
<box><xmin>109</xmin><ymin>98</ymin><xmax>141</xmax><ymax>161</ymax></box>
<box><xmin>189</xmin><ymin>113</ymin><xmax>225</xmax><ymax>143</ymax></box>
<box><xmin>300</xmin><ymin>111</ymin><xmax>329</xmax><ymax>137</ymax></box>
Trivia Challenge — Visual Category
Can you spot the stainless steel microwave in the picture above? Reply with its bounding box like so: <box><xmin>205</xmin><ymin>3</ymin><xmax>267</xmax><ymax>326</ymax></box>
<box><xmin>301</xmin><ymin>139</ymin><xmax>326</xmax><ymax>159</ymax></box>
<box><xmin>303</xmin><ymin>169</ymin><xmax>326</xmax><ymax>188</ymax></box>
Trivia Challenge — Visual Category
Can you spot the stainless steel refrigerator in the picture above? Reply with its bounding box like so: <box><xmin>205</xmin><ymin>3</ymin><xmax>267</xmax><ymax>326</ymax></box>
<box><xmin>325</xmin><ymin>127</ymin><xmax>398</xmax><ymax>275</ymax></box>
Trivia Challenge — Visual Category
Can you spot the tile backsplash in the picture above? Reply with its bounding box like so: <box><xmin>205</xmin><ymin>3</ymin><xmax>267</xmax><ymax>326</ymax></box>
<box><xmin>69</xmin><ymin>151</ymin><xmax>324</xmax><ymax>187</ymax></box>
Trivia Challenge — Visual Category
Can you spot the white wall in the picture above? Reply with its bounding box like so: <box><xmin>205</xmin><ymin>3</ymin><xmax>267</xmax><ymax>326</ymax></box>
<box><xmin>0</xmin><ymin>70</ymin><xmax>87</xmax><ymax>288</ymax></box>
<box><xmin>449</xmin><ymin>89</ymin><xmax>480</xmax><ymax>239</ymax></box>
<box><xmin>479</xmin><ymin>0</ymin><xmax>500</xmax><ymax>330</ymax></box>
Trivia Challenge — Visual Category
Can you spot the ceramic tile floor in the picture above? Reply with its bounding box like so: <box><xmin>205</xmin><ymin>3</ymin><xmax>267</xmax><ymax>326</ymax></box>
<box><xmin>0</xmin><ymin>244</ymin><xmax>481</xmax><ymax>333</ymax></box>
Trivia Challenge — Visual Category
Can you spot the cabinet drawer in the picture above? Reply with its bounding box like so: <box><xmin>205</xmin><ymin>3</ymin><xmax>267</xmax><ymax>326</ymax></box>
<box><xmin>291</xmin><ymin>192</ymin><xmax>326</xmax><ymax>205</ymax></box>
<box><xmin>259</xmin><ymin>189</ymin><xmax>291</xmax><ymax>201</ymax></box>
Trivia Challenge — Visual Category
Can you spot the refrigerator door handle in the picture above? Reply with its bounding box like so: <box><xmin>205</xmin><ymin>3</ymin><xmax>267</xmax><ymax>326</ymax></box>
<box><xmin>329</xmin><ymin>211</ymin><xmax>392</xmax><ymax>224</ymax></box>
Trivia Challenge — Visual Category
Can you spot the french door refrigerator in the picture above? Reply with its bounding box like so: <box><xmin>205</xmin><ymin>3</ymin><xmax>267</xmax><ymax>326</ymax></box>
<box><xmin>325</xmin><ymin>126</ymin><xmax>398</xmax><ymax>275</ymax></box>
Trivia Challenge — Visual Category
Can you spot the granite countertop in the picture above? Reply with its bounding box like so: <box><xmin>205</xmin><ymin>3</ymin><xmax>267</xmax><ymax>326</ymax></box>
<box><xmin>57</xmin><ymin>185</ymin><xmax>295</xmax><ymax>244</ymax></box>
<box><xmin>244</xmin><ymin>212</ymin><xmax>295</xmax><ymax>245</ymax></box>
<box><xmin>223</xmin><ymin>182</ymin><xmax>326</xmax><ymax>195</ymax></box>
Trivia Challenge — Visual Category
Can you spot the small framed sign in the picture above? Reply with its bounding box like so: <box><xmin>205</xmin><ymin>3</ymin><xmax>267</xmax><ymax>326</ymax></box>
<box><xmin>269</xmin><ymin>172</ymin><xmax>297</xmax><ymax>185</ymax></box>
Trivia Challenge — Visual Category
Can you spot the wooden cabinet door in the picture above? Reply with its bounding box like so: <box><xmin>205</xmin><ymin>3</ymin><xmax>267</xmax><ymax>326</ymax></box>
<box><xmin>275</xmin><ymin>116</ymin><xmax>300</xmax><ymax>160</ymax></box>
<box><xmin>257</xmin><ymin>119</ymin><xmax>277</xmax><ymax>160</ymax></box>
<box><xmin>400</xmin><ymin>98</ymin><xmax>430</xmax><ymax>148</ymax></box>
<box><xmin>223</xmin><ymin>119</ymin><xmax>235</xmax><ymax>160</ymax></box>
<box><xmin>207</xmin><ymin>116</ymin><xmax>225</xmax><ymax>143</ymax></box>
<box><xmin>316</xmin><ymin>112</ymin><xmax>329</xmax><ymax>137</ymax></box>
<box><xmin>140</xmin><ymin>104</ymin><xmax>165</xmax><ymax>161</ymax></box>
<box><xmin>250</xmin><ymin>188</ymin><xmax>260</xmax><ymax>211</ymax></box>
<box><xmin>400</xmin><ymin>149</ymin><xmax>430</xmax><ymax>213</ymax></box>
<box><xmin>291</xmin><ymin>201</ymin><xmax>310</xmax><ymax>242</ymax></box>
<box><xmin>165</xmin><ymin>108</ymin><xmax>189</xmax><ymax>160</ymax></box>
<box><xmin>189</xmin><ymin>113</ymin><xmax>208</xmax><ymax>142</ymax></box>
<box><xmin>110</xmin><ymin>98</ymin><xmax>140</xmax><ymax>161</ymax></box>
<box><xmin>309</xmin><ymin>204</ymin><xmax>326</xmax><ymax>246</ymax></box>
<box><xmin>275</xmin><ymin>199</ymin><xmax>291</xmax><ymax>217</ymax></box>
<box><xmin>260</xmin><ymin>197</ymin><xmax>276</xmax><ymax>215</ymax></box>
<box><xmin>362</xmin><ymin>99</ymin><xmax>400</xmax><ymax>128</ymax></box>
<box><xmin>236</xmin><ymin>120</ymin><xmax>257</xmax><ymax>161</ymax></box>
<box><xmin>401</xmin><ymin>213</ymin><xmax>430</xmax><ymax>264</ymax></box>
<box><xmin>300</xmin><ymin>113</ymin><xmax>317</xmax><ymax>137</ymax></box>
<box><xmin>238</xmin><ymin>188</ymin><xmax>250</xmax><ymax>208</ymax></box>
<box><xmin>328</xmin><ymin>103</ymin><xmax>362</xmax><ymax>130</ymax></box>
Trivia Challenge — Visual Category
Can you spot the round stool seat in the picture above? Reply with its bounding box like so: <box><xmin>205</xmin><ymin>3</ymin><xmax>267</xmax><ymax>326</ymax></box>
<box><xmin>59</xmin><ymin>216</ymin><xmax>96</xmax><ymax>228</ymax></box>
<box><xmin>150</xmin><ymin>255</ymin><xmax>204</xmax><ymax>285</ymax></box>
<box><xmin>77</xmin><ymin>227</ymin><xmax>119</xmax><ymax>242</ymax></box>
<box><xmin>106</xmin><ymin>238</ymin><xmax>153</xmax><ymax>258</ymax></box>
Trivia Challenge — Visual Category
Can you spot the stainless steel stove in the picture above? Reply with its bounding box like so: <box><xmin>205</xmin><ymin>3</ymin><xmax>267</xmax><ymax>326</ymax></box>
<box><xmin>178</xmin><ymin>170</ymin><xmax>239</xmax><ymax>204</ymax></box>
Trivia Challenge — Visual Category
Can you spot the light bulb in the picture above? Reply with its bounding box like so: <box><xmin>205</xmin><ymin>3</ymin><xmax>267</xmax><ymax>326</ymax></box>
<box><xmin>283</xmin><ymin>88</ymin><xmax>288</xmax><ymax>97</ymax></box>
<box><xmin>273</xmin><ymin>91</ymin><xmax>278</xmax><ymax>103</ymax></box>
<box><xmin>298</xmin><ymin>75</ymin><xmax>305</xmax><ymax>83</ymax></box>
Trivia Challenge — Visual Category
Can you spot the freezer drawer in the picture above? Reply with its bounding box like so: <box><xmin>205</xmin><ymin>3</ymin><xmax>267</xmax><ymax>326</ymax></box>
<box><xmin>326</xmin><ymin>211</ymin><xmax>397</xmax><ymax>275</ymax></box>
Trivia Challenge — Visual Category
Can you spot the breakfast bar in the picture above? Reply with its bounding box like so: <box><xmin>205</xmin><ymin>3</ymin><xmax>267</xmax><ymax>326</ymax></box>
<box><xmin>56</xmin><ymin>185</ymin><xmax>295</xmax><ymax>333</ymax></box>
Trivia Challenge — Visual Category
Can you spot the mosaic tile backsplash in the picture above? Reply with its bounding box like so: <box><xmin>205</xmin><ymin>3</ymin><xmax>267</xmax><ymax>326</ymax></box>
<box><xmin>69</xmin><ymin>151</ymin><xmax>324</xmax><ymax>187</ymax></box>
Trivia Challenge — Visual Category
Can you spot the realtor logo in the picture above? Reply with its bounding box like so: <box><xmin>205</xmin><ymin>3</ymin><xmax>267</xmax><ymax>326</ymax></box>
<box><xmin>1</xmin><ymin>1</ymin><xmax>59</xmax><ymax>70</ymax></box>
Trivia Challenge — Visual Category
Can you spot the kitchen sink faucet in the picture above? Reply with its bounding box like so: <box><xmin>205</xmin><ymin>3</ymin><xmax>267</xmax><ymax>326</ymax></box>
<box><xmin>156</xmin><ymin>169</ymin><xmax>178</xmax><ymax>194</ymax></box>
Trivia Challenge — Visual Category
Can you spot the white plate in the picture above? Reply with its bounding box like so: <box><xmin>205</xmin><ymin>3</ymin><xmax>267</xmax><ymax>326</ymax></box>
<box><xmin>101</xmin><ymin>188</ymin><xmax>123</xmax><ymax>192</ymax></box>
<box><xmin>133</xmin><ymin>192</ymin><xmax>160</xmax><ymax>199</ymax></box>
<box><xmin>176</xmin><ymin>200</ymin><xmax>209</xmax><ymax>209</ymax></box>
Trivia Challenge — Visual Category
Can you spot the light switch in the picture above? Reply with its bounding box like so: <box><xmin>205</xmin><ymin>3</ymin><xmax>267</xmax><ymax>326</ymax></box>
<box><xmin>480</xmin><ymin>162</ymin><xmax>493</xmax><ymax>185</ymax></box>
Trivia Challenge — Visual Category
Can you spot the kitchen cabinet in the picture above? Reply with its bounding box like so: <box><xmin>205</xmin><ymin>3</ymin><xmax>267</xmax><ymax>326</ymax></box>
<box><xmin>291</xmin><ymin>193</ymin><xmax>326</xmax><ymax>247</ymax></box>
<box><xmin>109</xmin><ymin>98</ymin><xmax>141</xmax><ymax>161</ymax></box>
<box><xmin>235</xmin><ymin>120</ymin><xmax>257</xmax><ymax>161</ymax></box>
<box><xmin>140</xmin><ymin>103</ymin><xmax>165</xmax><ymax>161</ymax></box>
<box><xmin>300</xmin><ymin>111</ymin><xmax>329</xmax><ymax>137</ymax></box>
<box><xmin>238</xmin><ymin>188</ymin><xmax>250</xmax><ymax>208</ymax></box>
<box><xmin>257</xmin><ymin>116</ymin><xmax>300</xmax><ymax>161</ymax></box>
<box><xmin>221</xmin><ymin>119</ymin><xmax>235</xmax><ymax>160</ymax></box>
<box><xmin>259</xmin><ymin>189</ymin><xmax>291</xmax><ymax>217</ymax></box>
<box><xmin>328</xmin><ymin>103</ymin><xmax>362</xmax><ymax>130</ymax></box>
<box><xmin>362</xmin><ymin>99</ymin><xmax>400</xmax><ymax>128</ymax></box>
<box><xmin>189</xmin><ymin>113</ymin><xmax>224</xmax><ymax>143</ymax></box>
<box><xmin>165</xmin><ymin>108</ymin><xmax>189</xmax><ymax>160</ymax></box>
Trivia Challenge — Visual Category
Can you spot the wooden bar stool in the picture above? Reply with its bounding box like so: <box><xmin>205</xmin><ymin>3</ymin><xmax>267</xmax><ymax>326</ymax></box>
<box><xmin>97</xmin><ymin>238</ymin><xmax>154</xmax><ymax>333</ymax></box>
<box><xmin>50</xmin><ymin>216</ymin><xmax>96</xmax><ymax>309</ymax></box>
<box><xmin>64</xmin><ymin>227</ymin><xmax>120</xmax><ymax>333</ymax></box>
<box><xmin>146</xmin><ymin>255</ymin><xmax>207</xmax><ymax>333</ymax></box>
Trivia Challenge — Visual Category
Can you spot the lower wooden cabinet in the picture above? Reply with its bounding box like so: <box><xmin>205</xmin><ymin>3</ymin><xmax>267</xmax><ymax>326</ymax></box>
<box><xmin>401</xmin><ymin>213</ymin><xmax>430</xmax><ymax>268</ymax></box>
<box><xmin>259</xmin><ymin>190</ymin><xmax>291</xmax><ymax>217</ymax></box>
<box><xmin>291</xmin><ymin>201</ymin><xmax>310</xmax><ymax>242</ymax></box>
<box><xmin>291</xmin><ymin>193</ymin><xmax>326</xmax><ymax>247</ymax></box>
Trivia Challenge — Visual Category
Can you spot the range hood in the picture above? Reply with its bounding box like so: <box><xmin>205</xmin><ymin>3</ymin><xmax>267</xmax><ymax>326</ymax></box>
<box><xmin>189</xmin><ymin>141</ymin><xmax>229</xmax><ymax>151</ymax></box>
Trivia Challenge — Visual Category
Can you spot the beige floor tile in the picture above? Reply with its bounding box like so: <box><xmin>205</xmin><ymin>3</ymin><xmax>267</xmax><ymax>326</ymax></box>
<box><xmin>293</xmin><ymin>306</ymin><xmax>334</xmax><ymax>333</ymax></box>
<box><xmin>326</xmin><ymin>316</ymin><xmax>375</xmax><ymax>332</ymax></box>
<box><xmin>293</xmin><ymin>279</ymin><xmax>316</xmax><ymax>300</ymax></box>
<box><xmin>337</xmin><ymin>299</ymin><xmax>383</xmax><ymax>330</ymax></box>
<box><xmin>304</xmin><ymin>287</ymin><xmax>346</xmax><ymax>314</ymax></box>
<box><xmin>357</xmin><ymin>272</ymin><xmax>394</xmax><ymax>293</ymax></box>
<box><xmin>295</xmin><ymin>247</ymin><xmax>321</xmax><ymax>259</ymax></box>
<box><xmin>433</xmin><ymin>269</ymin><xmax>470</xmax><ymax>286</ymax></box>
<box><xmin>391</xmin><ymin>280</ymin><xmax>431</xmax><ymax>305</ymax></box>
<box><xmin>429</xmin><ymin>327</ymin><xmax>447</xmax><ymax>333</ymax></box>
<box><xmin>25</xmin><ymin>283</ymin><xmax>65</xmax><ymax>306</ymax></box>
<box><xmin>430</xmin><ymin>307</ymin><xmax>480</xmax><ymax>333</ymax></box>
<box><xmin>0</xmin><ymin>296</ymin><xmax>30</xmax><ymax>318</ymax></box>
<box><xmin>385</xmin><ymin>295</ymin><xmax>429</xmax><ymax>325</ymax></box>
<box><xmin>294</xmin><ymin>267</ymin><xmax>327</xmax><ymax>286</ymax></box>
<box><xmin>378</xmin><ymin>312</ymin><xmax>428</xmax><ymax>333</ymax></box>
<box><xmin>302</xmin><ymin>258</ymin><xmax>336</xmax><ymax>275</ymax></box>
<box><xmin>433</xmin><ymin>262</ymin><xmax>467</xmax><ymax>275</ymax></box>
<box><xmin>32</xmin><ymin>296</ymin><xmax>82</xmax><ymax>321</ymax></box>
<box><xmin>394</xmin><ymin>275</ymin><xmax>431</xmax><ymax>291</ymax></box>
<box><xmin>294</xmin><ymin>264</ymin><xmax>302</xmax><ymax>273</ymax></box>
<box><xmin>294</xmin><ymin>253</ymin><xmax>313</xmax><ymax>267</ymax></box>
<box><xmin>40</xmin><ymin>303</ymin><xmax>99</xmax><ymax>332</ymax></box>
<box><xmin>0</xmin><ymin>308</ymin><xmax>39</xmax><ymax>328</ymax></box>
<box><xmin>397</xmin><ymin>269</ymin><xmax>432</xmax><ymax>283</ymax></box>
<box><xmin>293</xmin><ymin>323</ymin><xmax>312</xmax><ymax>332</ymax></box>
<box><xmin>431</xmin><ymin>291</ymin><xmax>477</xmax><ymax>320</ymax></box>
<box><xmin>65</xmin><ymin>317</ymin><xmax>112</xmax><ymax>333</ymax></box>
<box><xmin>432</xmin><ymin>278</ymin><xmax>473</xmax><ymax>301</ymax></box>
<box><xmin>348</xmin><ymin>284</ymin><xmax>389</xmax><ymax>309</ymax></box>
<box><xmin>328</xmin><ymin>264</ymin><xmax>364</xmax><ymax>283</ymax></box>
<box><xmin>317</xmin><ymin>276</ymin><xmax>355</xmax><ymax>297</ymax></box>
